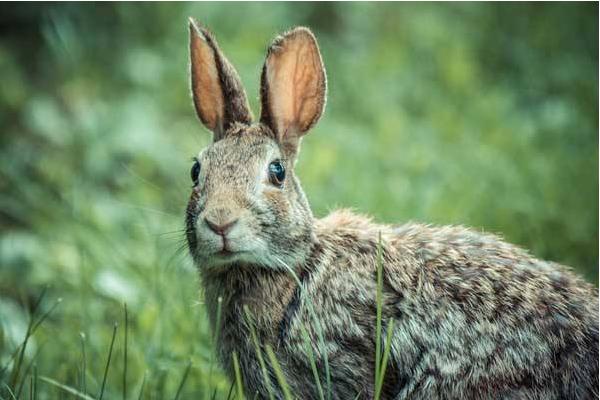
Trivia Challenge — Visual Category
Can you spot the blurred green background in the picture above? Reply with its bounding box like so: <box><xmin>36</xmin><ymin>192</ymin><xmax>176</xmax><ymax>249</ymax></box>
<box><xmin>0</xmin><ymin>3</ymin><xmax>597</xmax><ymax>399</ymax></box>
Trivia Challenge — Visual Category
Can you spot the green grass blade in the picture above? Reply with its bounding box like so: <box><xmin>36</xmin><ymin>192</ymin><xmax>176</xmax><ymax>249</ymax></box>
<box><xmin>29</xmin><ymin>364</ymin><xmax>37</xmax><ymax>400</ymax></box>
<box><xmin>3</xmin><ymin>382</ymin><xmax>17</xmax><ymax>400</ymax></box>
<box><xmin>206</xmin><ymin>296</ymin><xmax>223</xmax><ymax>400</ymax></box>
<box><xmin>299</xmin><ymin>325</ymin><xmax>324</xmax><ymax>400</ymax></box>
<box><xmin>39</xmin><ymin>376</ymin><xmax>96</xmax><ymax>400</ymax></box>
<box><xmin>225</xmin><ymin>382</ymin><xmax>235</xmax><ymax>400</ymax></box>
<box><xmin>374</xmin><ymin>318</ymin><xmax>395</xmax><ymax>400</ymax></box>
<box><xmin>123</xmin><ymin>303</ymin><xmax>128</xmax><ymax>400</ymax></box>
<box><xmin>243</xmin><ymin>305</ymin><xmax>275</xmax><ymax>400</ymax></box>
<box><xmin>30</xmin><ymin>297</ymin><xmax>63</xmax><ymax>334</ymax></box>
<box><xmin>8</xmin><ymin>294</ymin><xmax>61</xmax><ymax>394</ymax></box>
<box><xmin>29</xmin><ymin>370</ymin><xmax>33</xmax><ymax>400</ymax></box>
<box><xmin>137</xmin><ymin>371</ymin><xmax>147</xmax><ymax>400</ymax></box>
<box><xmin>374</xmin><ymin>232</ymin><xmax>383</xmax><ymax>394</ymax></box>
<box><xmin>15</xmin><ymin>339</ymin><xmax>45</xmax><ymax>399</ymax></box>
<box><xmin>173</xmin><ymin>360</ymin><xmax>192</xmax><ymax>400</ymax></box>
<box><xmin>98</xmin><ymin>323</ymin><xmax>118</xmax><ymax>400</ymax></box>
<box><xmin>7</xmin><ymin>288</ymin><xmax>48</xmax><ymax>389</ymax></box>
<box><xmin>79</xmin><ymin>332</ymin><xmax>86</xmax><ymax>395</ymax></box>
<box><xmin>265</xmin><ymin>345</ymin><xmax>293</xmax><ymax>400</ymax></box>
<box><xmin>232</xmin><ymin>352</ymin><xmax>244</xmax><ymax>400</ymax></box>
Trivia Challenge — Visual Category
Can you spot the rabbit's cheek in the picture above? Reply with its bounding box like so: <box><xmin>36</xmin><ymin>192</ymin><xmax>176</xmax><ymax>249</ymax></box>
<box><xmin>263</xmin><ymin>190</ymin><xmax>290</xmax><ymax>220</ymax></box>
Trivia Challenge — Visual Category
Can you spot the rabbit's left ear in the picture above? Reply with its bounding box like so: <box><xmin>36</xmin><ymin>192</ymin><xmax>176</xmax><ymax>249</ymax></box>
<box><xmin>260</xmin><ymin>27</ymin><xmax>327</xmax><ymax>156</ymax></box>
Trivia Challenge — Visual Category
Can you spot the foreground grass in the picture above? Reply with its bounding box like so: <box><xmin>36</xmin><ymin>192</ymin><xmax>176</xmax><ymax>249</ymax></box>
<box><xmin>1</xmin><ymin>236</ymin><xmax>398</xmax><ymax>400</ymax></box>
<box><xmin>0</xmin><ymin>287</ymin><xmax>229</xmax><ymax>399</ymax></box>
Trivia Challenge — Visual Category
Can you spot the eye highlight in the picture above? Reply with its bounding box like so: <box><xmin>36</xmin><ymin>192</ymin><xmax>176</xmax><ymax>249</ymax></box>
<box><xmin>268</xmin><ymin>160</ymin><xmax>286</xmax><ymax>187</ymax></box>
<box><xmin>190</xmin><ymin>159</ymin><xmax>201</xmax><ymax>186</ymax></box>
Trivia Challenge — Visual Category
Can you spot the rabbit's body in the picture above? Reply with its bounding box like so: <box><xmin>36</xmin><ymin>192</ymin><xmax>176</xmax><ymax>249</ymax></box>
<box><xmin>201</xmin><ymin>209</ymin><xmax>598</xmax><ymax>399</ymax></box>
<box><xmin>184</xmin><ymin>20</ymin><xmax>598</xmax><ymax>399</ymax></box>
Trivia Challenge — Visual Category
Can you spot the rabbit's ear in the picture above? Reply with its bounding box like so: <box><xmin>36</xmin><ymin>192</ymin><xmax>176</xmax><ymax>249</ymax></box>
<box><xmin>260</xmin><ymin>27</ymin><xmax>327</xmax><ymax>155</ymax></box>
<box><xmin>189</xmin><ymin>19</ymin><xmax>252</xmax><ymax>140</ymax></box>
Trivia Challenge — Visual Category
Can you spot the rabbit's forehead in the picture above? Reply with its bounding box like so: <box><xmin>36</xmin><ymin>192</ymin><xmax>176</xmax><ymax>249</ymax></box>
<box><xmin>200</xmin><ymin>135</ymin><xmax>280</xmax><ymax>177</ymax></box>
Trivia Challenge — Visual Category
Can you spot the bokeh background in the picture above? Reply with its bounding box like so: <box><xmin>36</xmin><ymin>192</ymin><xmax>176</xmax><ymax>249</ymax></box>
<box><xmin>0</xmin><ymin>3</ymin><xmax>597</xmax><ymax>399</ymax></box>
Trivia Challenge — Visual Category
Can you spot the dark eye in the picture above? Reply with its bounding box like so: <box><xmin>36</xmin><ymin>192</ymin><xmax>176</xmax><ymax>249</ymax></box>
<box><xmin>268</xmin><ymin>160</ymin><xmax>286</xmax><ymax>187</ymax></box>
<box><xmin>190</xmin><ymin>159</ymin><xmax>201</xmax><ymax>186</ymax></box>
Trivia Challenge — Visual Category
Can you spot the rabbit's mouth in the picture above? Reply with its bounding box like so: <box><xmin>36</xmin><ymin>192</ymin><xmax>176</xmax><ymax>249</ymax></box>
<box><xmin>216</xmin><ymin>249</ymin><xmax>238</xmax><ymax>258</ymax></box>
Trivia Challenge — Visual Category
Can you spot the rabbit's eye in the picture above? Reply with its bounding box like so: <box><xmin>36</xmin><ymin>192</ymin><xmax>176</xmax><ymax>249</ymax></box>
<box><xmin>268</xmin><ymin>160</ymin><xmax>286</xmax><ymax>187</ymax></box>
<box><xmin>190</xmin><ymin>160</ymin><xmax>201</xmax><ymax>186</ymax></box>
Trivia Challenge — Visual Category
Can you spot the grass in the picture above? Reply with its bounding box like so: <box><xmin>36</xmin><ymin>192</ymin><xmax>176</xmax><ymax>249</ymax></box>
<box><xmin>264</xmin><ymin>346</ymin><xmax>293</xmax><ymax>400</ymax></box>
<box><xmin>243</xmin><ymin>305</ymin><xmax>275</xmax><ymax>400</ymax></box>
<box><xmin>0</xmin><ymin>236</ymin><xmax>397</xmax><ymax>399</ymax></box>
<box><xmin>373</xmin><ymin>233</ymin><xmax>396</xmax><ymax>400</ymax></box>
<box><xmin>232</xmin><ymin>352</ymin><xmax>244</xmax><ymax>400</ymax></box>
<box><xmin>98</xmin><ymin>323</ymin><xmax>118</xmax><ymax>400</ymax></box>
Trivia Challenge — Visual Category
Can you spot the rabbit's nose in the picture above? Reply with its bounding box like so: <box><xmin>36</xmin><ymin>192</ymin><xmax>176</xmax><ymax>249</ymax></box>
<box><xmin>204</xmin><ymin>216</ymin><xmax>238</xmax><ymax>236</ymax></box>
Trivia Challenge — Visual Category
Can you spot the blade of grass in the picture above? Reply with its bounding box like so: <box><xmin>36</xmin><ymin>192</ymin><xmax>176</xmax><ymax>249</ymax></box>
<box><xmin>173</xmin><ymin>360</ymin><xmax>192</xmax><ymax>400</ymax></box>
<box><xmin>123</xmin><ymin>303</ymin><xmax>128</xmax><ymax>400</ymax></box>
<box><xmin>9</xmin><ymin>287</ymin><xmax>47</xmax><ymax>379</ymax></box>
<box><xmin>232</xmin><ymin>352</ymin><xmax>244</xmax><ymax>400</ymax></box>
<box><xmin>39</xmin><ymin>376</ymin><xmax>96</xmax><ymax>400</ymax></box>
<box><xmin>6</xmin><ymin>289</ymin><xmax>49</xmax><ymax>388</ymax></box>
<box><xmin>8</xmin><ymin>296</ymin><xmax>62</xmax><ymax>391</ymax></box>
<box><xmin>30</xmin><ymin>297</ymin><xmax>62</xmax><ymax>334</ymax></box>
<box><xmin>15</xmin><ymin>339</ymin><xmax>46</xmax><ymax>398</ymax></box>
<box><xmin>206</xmin><ymin>296</ymin><xmax>223</xmax><ymax>400</ymax></box>
<box><xmin>98</xmin><ymin>323</ymin><xmax>118</xmax><ymax>400</ymax></box>
<box><xmin>29</xmin><ymin>364</ymin><xmax>37</xmax><ymax>400</ymax></box>
<box><xmin>243</xmin><ymin>305</ymin><xmax>275</xmax><ymax>400</ymax></box>
<box><xmin>299</xmin><ymin>325</ymin><xmax>324</xmax><ymax>400</ymax></box>
<box><xmin>265</xmin><ymin>345</ymin><xmax>293</xmax><ymax>400</ymax></box>
<box><xmin>137</xmin><ymin>371</ymin><xmax>147</xmax><ymax>400</ymax></box>
<box><xmin>374</xmin><ymin>232</ymin><xmax>383</xmax><ymax>394</ymax></box>
<box><xmin>374</xmin><ymin>318</ymin><xmax>395</xmax><ymax>400</ymax></box>
<box><xmin>3</xmin><ymin>382</ymin><xmax>17</xmax><ymax>400</ymax></box>
<box><xmin>79</xmin><ymin>333</ymin><xmax>86</xmax><ymax>395</ymax></box>
<box><xmin>225</xmin><ymin>382</ymin><xmax>235</xmax><ymax>400</ymax></box>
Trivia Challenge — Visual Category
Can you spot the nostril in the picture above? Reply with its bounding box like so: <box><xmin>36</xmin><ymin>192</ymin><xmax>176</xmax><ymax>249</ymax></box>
<box><xmin>204</xmin><ymin>217</ymin><xmax>239</xmax><ymax>235</ymax></box>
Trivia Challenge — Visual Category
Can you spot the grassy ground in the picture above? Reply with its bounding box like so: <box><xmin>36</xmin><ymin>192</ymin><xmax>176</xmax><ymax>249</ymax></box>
<box><xmin>0</xmin><ymin>3</ymin><xmax>597</xmax><ymax>399</ymax></box>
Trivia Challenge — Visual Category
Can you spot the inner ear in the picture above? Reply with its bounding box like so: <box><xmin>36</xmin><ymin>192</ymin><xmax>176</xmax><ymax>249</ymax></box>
<box><xmin>259</xmin><ymin>27</ymin><xmax>327</xmax><ymax>147</ymax></box>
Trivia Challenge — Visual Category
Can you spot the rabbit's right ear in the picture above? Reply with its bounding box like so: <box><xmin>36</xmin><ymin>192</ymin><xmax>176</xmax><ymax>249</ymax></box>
<box><xmin>189</xmin><ymin>19</ymin><xmax>252</xmax><ymax>140</ymax></box>
<box><xmin>260</xmin><ymin>27</ymin><xmax>327</xmax><ymax>157</ymax></box>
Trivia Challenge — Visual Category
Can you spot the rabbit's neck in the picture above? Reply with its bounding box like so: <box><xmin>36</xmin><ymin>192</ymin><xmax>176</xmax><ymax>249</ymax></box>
<box><xmin>200</xmin><ymin>239</ymin><xmax>323</xmax><ymax>383</ymax></box>
<box><xmin>202</xmin><ymin>264</ymin><xmax>301</xmax><ymax>344</ymax></box>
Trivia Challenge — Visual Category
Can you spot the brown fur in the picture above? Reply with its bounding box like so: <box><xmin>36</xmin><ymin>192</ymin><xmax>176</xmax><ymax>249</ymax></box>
<box><xmin>184</xmin><ymin>22</ymin><xmax>599</xmax><ymax>399</ymax></box>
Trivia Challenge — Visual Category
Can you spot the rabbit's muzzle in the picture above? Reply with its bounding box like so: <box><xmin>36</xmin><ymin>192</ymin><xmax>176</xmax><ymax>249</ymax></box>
<box><xmin>201</xmin><ymin>207</ymin><xmax>241</xmax><ymax>256</ymax></box>
<box><xmin>187</xmin><ymin>190</ymin><xmax>268</xmax><ymax>269</ymax></box>
<box><xmin>196</xmin><ymin>205</ymin><xmax>244</xmax><ymax>254</ymax></box>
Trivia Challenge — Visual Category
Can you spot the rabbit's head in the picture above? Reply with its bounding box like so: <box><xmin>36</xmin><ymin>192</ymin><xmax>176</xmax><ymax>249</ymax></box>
<box><xmin>185</xmin><ymin>19</ymin><xmax>327</xmax><ymax>272</ymax></box>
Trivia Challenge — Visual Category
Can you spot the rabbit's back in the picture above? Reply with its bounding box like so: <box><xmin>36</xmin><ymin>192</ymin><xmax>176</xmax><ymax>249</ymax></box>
<box><xmin>284</xmin><ymin>210</ymin><xmax>598</xmax><ymax>399</ymax></box>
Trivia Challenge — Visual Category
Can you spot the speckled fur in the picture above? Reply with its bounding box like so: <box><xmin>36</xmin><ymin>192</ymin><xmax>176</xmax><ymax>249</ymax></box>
<box><xmin>185</xmin><ymin>22</ymin><xmax>599</xmax><ymax>400</ymax></box>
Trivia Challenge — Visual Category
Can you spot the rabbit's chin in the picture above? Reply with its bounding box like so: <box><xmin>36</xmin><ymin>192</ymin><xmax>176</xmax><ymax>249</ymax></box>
<box><xmin>193</xmin><ymin>245</ymin><xmax>305</xmax><ymax>273</ymax></box>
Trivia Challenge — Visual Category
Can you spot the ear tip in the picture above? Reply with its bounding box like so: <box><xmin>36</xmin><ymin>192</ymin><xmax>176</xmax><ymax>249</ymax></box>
<box><xmin>290</xmin><ymin>26</ymin><xmax>316</xmax><ymax>35</ymax></box>
<box><xmin>188</xmin><ymin>18</ymin><xmax>211</xmax><ymax>42</ymax></box>
<box><xmin>267</xmin><ymin>26</ymin><xmax>320</xmax><ymax>56</ymax></box>
<box><xmin>188</xmin><ymin>17</ymin><xmax>200</xmax><ymax>32</ymax></box>
<box><xmin>283</xmin><ymin>26</ymin><xmax>318</xmax><ymax>42</ymax></box>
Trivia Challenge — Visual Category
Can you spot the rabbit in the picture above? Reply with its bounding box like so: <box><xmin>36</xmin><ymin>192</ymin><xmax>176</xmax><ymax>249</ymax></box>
<box><xmin>184</xmin><ymin>18</ymin><xmax>599</xmax><ymax>400</ymax></box>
